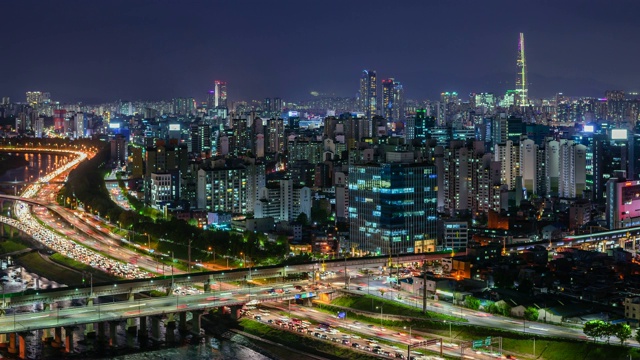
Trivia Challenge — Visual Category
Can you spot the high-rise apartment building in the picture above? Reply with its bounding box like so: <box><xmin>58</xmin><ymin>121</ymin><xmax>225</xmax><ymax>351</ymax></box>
<box><xmin>519</xmin><ymin>138</ymin><xmax>537</xmax><ymax>195</ymax></box>
<box><xmin>558</xmin><ymin>140</ymin><xmax>587</xmax><ymax>198</ymax></box>
<box><xmin>382</xmin><ymin>78</ymin><xmax>404</xmax><ymax>122</ymax></box>
<box><xmin>197</xmin><ymin>165</ymin><xmax>247</xmax><ymax>214</ymax></box>
<box><xmin>214</xmin><ymin>81</ymin><xmax>227</xmax><ymax>108</ymax></box>
<box><xmin>190</xmin><ymin>123</ymin><xmax>211</xmax><ymax>155</ymax></box>
<box><xmin>359</xmin><ymin>70</ymin><xmax>377</xmax><ymax>121</ymax></box>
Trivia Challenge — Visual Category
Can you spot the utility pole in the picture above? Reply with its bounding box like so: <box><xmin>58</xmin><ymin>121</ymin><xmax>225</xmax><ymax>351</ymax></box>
<box><xmin>188</xmin><ymin>236</ymin><xmax>193</xmax><ymax>273</ymax></box>
<box><xmin>422</xmin><ymin>260</ymin><xmax>428</xmax><ymax>313</ymax></box>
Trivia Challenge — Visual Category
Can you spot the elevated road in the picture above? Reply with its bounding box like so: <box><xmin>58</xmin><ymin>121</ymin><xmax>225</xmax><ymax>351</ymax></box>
<box><xmin>0</xmin><ymin>287</ymin><xmax>329</xmax><ymax>334</ymax></box>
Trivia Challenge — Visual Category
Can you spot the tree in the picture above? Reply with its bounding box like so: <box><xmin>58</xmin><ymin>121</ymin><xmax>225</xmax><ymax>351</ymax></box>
<box><xmin>635</xmin><ymin>328</ymin><xmax>640</xmax><ymax>345</ymax></box>
<box><xmin>464</xmin><ymin>296</ymin><xmax>481</xmax><ymax>310</ymax></box>
<box><xmin>613</xmin><ymin>323</ymin><xmax>632</xmax><ymax>345</ymax></box>
<box><xmin>524</xmin><ymin>307</ymin><xmax>539</xmax><ymax>321</ymax></box>
<box><xmin>583</xmin><ymin>320</ymin><xmax>610</xmax><ymax>343</ymax></box>
<box><xmin>296</xmin><ymin>212</ymin><xmax>309</xmax><ymax>226</ymax></box>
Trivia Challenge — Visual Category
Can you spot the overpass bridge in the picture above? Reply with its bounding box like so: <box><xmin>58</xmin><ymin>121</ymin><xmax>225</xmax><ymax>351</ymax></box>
<box><xmin>0</xmin><ymin>286</ymin><xmax>332</xmax><ymax>358</ymax></box>
<box><xmin>2</xmin><ymin>252</ymin><xmax>449</xmax><ymax>307</ymax></box>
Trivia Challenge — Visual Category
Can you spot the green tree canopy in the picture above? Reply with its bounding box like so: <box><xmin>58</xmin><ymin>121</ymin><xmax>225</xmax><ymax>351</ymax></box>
<box><xmin>613</xmin><ymin>323</ymin><xmax>632</xmax><ymax>345</ymax></box>
<box><xmin>524</xmin><ymin>307</ymin><xmax>539</xmax><ymax>321</ymax></box>
<box><xmin>464</xmin><ymin>296</ymin><xmax>481</xmax><ymax>310</ymax></box>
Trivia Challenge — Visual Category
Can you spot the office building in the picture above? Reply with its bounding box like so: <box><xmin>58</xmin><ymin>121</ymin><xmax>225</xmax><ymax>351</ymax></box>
<box><xmin>348</xmin><ymin>152</ymin><xmax>438</xmax><ymax>255</ymax></box>
<box><xmin>606</xmin><ymin>178</ymin><xmax>640</xmax><ymax>229</ymax></box>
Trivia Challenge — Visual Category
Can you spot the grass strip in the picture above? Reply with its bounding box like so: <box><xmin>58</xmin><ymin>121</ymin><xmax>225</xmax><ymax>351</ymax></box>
<box><xmin>0</xmin><ymin>239</ymin><xmax>28</xmax><ymax>255</ymax></box>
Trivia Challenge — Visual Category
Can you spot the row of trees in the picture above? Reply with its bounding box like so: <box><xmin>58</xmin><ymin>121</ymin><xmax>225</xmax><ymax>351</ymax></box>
<box><xmin>583</xmin><ymin>320</ymin><xmax>632</xmax><ymax>345</ymax></box>
<box><xmin>462</xmin><ymin>296</ymin><xmax>539</xmax><ymax>321</ymax></box>
<box><xmin>59</xmin><ymin>144</ymin><xmax>290</xmax><ymax>266</ymax></box>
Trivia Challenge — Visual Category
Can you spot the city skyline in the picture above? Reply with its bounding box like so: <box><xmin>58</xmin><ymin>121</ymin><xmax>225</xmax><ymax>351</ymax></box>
<box><xmin>1</xmin><ymin>1</ymin><xmax>640</xmax><ymax>103</ymax></box>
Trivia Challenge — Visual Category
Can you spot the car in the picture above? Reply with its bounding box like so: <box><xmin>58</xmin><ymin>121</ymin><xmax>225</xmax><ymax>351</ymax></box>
<box><xmin>253</xmin><ymin>315</ymin><xmax>262</xmax><ymax>320</ymax></box>
<box><xmin>506</xmin><ymin>356</ymin><xmax>518</xmax><ymax>360</ymax></box>
<box><xmin>357</xmin><ymin>286</ymin><xmax>363</xmax><ymax>290</ymax></box>
<box><xmin>321</xmin><ymin>334</ymin><xmax>329</xmax><ymax>339</ymax></box>
<box><xmin>364</xmin><ymin>346</ymin><xmax>372</xmax><ymax>351</ymax></box>
<box><xmin>314</xmin><ymin>332</ymin><xmax>321</xmax><ymax>337</ymax></box>
<box><xmin>332</xmin><ymin>337</ymin><xmax>339</xmax><ymax>342</ymax></box>
<box><xmin>267</xmin><ymin>319</ymin><xmax>273</xmax><ymax>324</ymax></box>
<box><xmin>395</xmin><ymin>353</ymin><xmax>405</xmax><ymax>359</ymax></box>
<box><xmin>351</xmin><ymin>343</ymin><xmax>360</xmax><ymax>348</ymax></box>
<box><xmin>341</xmin><ymin>339</ymin><xmax>350</xmax><ymax>345</ymax></box>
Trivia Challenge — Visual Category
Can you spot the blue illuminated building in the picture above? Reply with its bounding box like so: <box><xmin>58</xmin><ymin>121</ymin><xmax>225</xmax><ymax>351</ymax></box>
<box><xmin>348</xmin><ymin>152</ymin><xmax>438</xmax><ymax>255</ymax></box>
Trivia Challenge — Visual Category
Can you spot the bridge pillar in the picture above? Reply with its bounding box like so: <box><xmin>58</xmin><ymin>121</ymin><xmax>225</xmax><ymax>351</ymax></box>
<box><xmin>63</xmin><ymin>326</ymin><xmax>76</xmax><ymax>353</ymax></box>
<box><xmin>0</xmin><ymin>223</ymin><xmax>4</xmax><ymax>236</ymax></box>
<box><xmin>45</xmin><ymin>302</ymin><xmax>56</xmax><ymax>312</ymax></box>
<box><xmin>150</xmin><ymin>316</ymin><xmax>161</xmax><ymax>341</ymax></box>
<box><xmin>191</xmin><ymin>310</ymin><xmax>204</xmax><ymax>335</ymax></box>
<box><xmin>87</xmin><ymin>298</ymin><xmax>94</xmax><ymax>307</ymax></box>
<box><xmin>165</xmin><ymin>320</ymin><xmax>176</xmax><ymax>344</ymax></box>
<box><xmin>97</xmin><ymin>322</ymin><xmax>107</xmax><ymax>347</ymax></box>
<box><xmin>0</xmin><ymin>333</ymin><xmax>7</xmax><ymax>347</ymax></box>
<box><xmin>126</xmin><ymin>317</ymin><xmax>137</xmax><ymax>334</ymax></box>
<box><xmin>85</xmin><ymin>323</ymin><xmax>96</xmax><ymax>338</ymax></box>
<box><xmin>302</xmin><ymin>298</ymin><xmax>313</xmax><ymax>307</ymax></box>
<box><xmin>109</xmin><ymin>321</ymin><xmax>119</xmax><ymax>347</ymax></box>
<box><xmin>139</xmin><ymin>316</ymin><xmax>148</xmax><ymax>346</ymax></box>
<box><xmin>9</xmin><ymin>227</ymin><xmax>14</xmax><ymax>238</ymax></box>
<box><xmin>126</xmin><ymin>327</ymin><xmax>136</xmax><ymax>348</ymax></box>
<box><xmin>179</xmin><ymin>311</ymin><xmax>188</xmax><ymax>332</ymax></box>
<box><xmin>51</xmin><ymin>327</ymin><xmax>63</xmax><ymax>348</ymax></box>
<box><xmin>41</xmin><ymin>328</ymin><xmax>52</xmax><ymax>342</ymax></box>
<box><xmin>128</xmin><ymin>293</ymin><xmax>135</xmax><ymax>302</ymax></box>
<box><xmin>18</xmin><ymin>332</ymin><xmax>30</xmax><ymax>359</ymax></box>
<box><xmin>204</xmin><ymin>275</ymin><xmax>214</xmax><ymax>293</ymax></box>
<box><xmin>8</xmin><ymin>333</ymin><xmax>17</xmax><ymax>354</ymax></box>
<box><xmin>229</xmin><ymin>305</ymin><xmax>242</xmax><ymax>320</ymax></box>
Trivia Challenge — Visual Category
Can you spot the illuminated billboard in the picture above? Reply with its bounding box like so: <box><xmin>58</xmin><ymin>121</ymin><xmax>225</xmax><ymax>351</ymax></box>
<box><xmin>583</xmin><ymin>125</ymin><xmax>594</xmax><ymax>133</ymax></box>
<box><xmin>108</xmin><ymin>123</ymin><xmax>121</xmax><ymax>129</ymax></box>
<box><xmin>169</xmin><ymin>124</ymin><xmax>180</xmax><ymax>131</ymax></box>
<box><xmin>611</xmin><ymin>129</ymin><xmax>628</xmax><ymax>140</ymax></box>
<box><xmin>288</xmin><ymin>111</ymin><xmax>299</xmax><ymax>117</ymax></box>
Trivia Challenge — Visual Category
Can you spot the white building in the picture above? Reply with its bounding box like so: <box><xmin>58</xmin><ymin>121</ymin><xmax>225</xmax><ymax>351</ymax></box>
<box><xmin>149</xmin><ymin>173</ymin><xmax>172</xmax><ymax>209</ymax></box>
<box><xmin>519</xmin><ymin>138</ymin><xmax>537</xmax><ymax>195</ymax></box>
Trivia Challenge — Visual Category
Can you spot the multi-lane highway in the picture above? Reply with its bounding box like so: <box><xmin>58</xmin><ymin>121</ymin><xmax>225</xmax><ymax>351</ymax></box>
<box><xmin>0</xmin><ymin>283</ymin><xmax>324</xmax><ymax>334</ymax></box>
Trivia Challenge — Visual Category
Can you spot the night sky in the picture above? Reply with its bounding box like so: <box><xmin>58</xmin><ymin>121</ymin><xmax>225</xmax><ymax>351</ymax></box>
<box><xmin>1</xmin><ymin>0</ymin><xmax>639</xmax><ymax>103</ymax></box>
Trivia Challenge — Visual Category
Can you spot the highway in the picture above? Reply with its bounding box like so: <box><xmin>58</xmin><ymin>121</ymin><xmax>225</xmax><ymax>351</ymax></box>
<box><xmin>0</xmin><ymin>283</ymin><xmax>326</xmax><ymax>334</ymax></box>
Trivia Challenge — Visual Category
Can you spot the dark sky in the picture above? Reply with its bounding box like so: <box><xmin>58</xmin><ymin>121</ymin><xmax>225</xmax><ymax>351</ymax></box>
<box><xmin>1</xmin><ymin>0</ymin><xmax>639</xmax><ymax>104</ymax></box>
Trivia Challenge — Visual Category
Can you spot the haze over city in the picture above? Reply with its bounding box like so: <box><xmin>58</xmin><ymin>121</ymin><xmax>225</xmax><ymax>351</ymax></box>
<box><xmin>1</xmin><ymin>0</ymin><xmax>640</xmax><ymax>102</ymax></box>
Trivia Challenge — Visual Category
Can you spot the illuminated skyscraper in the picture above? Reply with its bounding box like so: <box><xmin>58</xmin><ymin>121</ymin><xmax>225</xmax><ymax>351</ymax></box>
<box><xmin>359</xmin><ymin>70</ymin><xmax>377</xmax><ymax>120</ymax></box>
<box><xmin>214</xmin><ymin>80</ymin><xmax>227</xmax><ymax>108</ymax></box>
<box><xmin>515</xmin><ymin>32</ymin><xmax>528</xmax><ymax>106</ymax></box>
<box><xmin>382</xmin><ymin>78</ymin><xmax>404</xmax><ymax>122</ymax></box>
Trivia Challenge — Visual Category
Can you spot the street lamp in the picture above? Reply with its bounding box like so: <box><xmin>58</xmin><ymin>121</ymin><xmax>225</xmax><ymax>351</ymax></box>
<box><xmin>445</xmin><ymin>320</ymin><xmax>452</xmax><ymax>339</ymax></box>
<box><xmin>376</xmin><ymin>305</ymin><xmax>384</xmax><ymax>330</ymax></box>
<box><xmin>404</xmin><ymin>325</ymin><xmax>412</xmax><ymax>343</ymax></box>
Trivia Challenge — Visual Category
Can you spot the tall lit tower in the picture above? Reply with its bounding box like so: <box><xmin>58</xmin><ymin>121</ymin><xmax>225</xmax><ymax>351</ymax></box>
<box><xmin>359</xmin><ymin>70</ymin><xmax>377</xmax><ymax>119</ymax></box>
<box><xmin>214</xmin><ymin>80</ymin><xmax>227</xmax><ymax>108</ymax></box>
<box><xmin>515</xmin><ymin>33</ymin><xmax>528</xmax><ymax>107</ymax></box>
